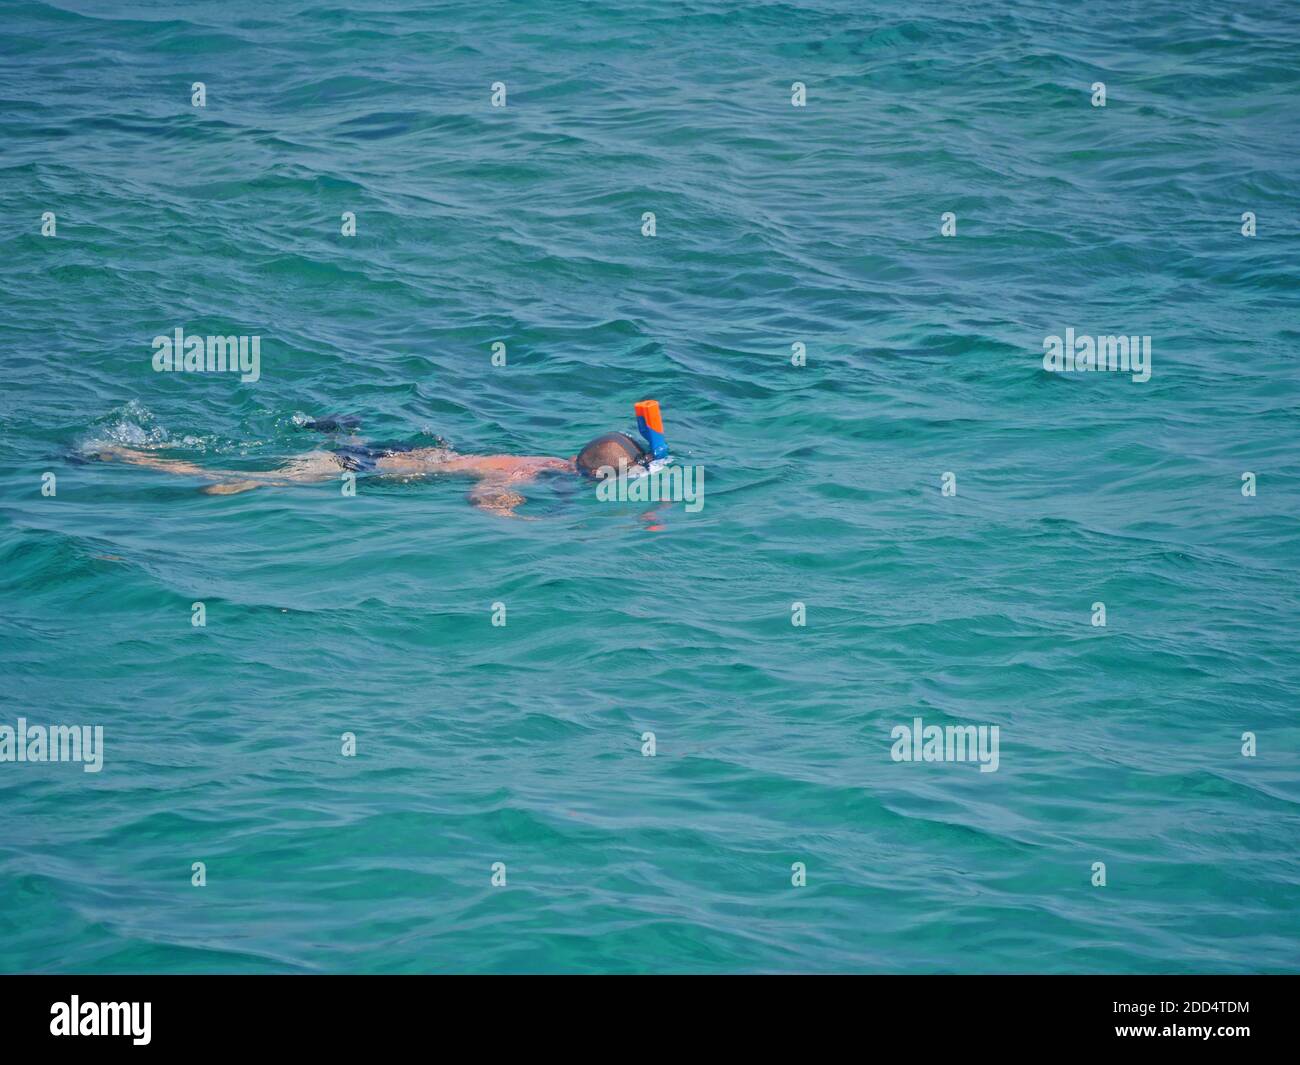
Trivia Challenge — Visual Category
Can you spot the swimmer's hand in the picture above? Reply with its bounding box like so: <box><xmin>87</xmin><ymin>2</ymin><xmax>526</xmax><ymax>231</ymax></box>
<box><xmin>201</xmin><ymin>480</ymin><xmax>264</xmax><ymax>495</ymax></box>
<box><xmin>468</xmin><ymin>479</ymin><xmax>532</xmax><ymax>518</ymax></box>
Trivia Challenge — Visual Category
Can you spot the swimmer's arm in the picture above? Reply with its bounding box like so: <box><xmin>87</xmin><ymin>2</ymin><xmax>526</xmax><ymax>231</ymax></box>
<box><xmin>380</xmin><ymin>453</ymin><xmax>573</xmax><ymax>478</ymax></box>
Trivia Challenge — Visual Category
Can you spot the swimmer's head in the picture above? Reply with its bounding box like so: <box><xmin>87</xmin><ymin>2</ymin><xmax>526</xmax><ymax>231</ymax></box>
<box><xmin>575</xmin><ymin>432</ymin><xmax>649</xmax><ymax>479</ymax></box>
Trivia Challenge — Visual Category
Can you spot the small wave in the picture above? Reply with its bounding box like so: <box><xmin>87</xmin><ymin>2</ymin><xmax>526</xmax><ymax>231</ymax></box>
<box><xmin>78</xmin><ymin>401</ymin><xmax>208</xmax><ymax>454</ymax></box>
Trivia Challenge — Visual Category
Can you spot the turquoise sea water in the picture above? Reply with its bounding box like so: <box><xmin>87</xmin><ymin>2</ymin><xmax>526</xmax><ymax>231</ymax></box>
<box><xmin>1</xmin><ymin>0</ymin><xmax>1298</xmax><ymax>973</ymax></box>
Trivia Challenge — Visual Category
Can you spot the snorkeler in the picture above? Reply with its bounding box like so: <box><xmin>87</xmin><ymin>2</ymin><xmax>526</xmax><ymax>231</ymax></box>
<box><xmin>91</xmin><ymin>402</ymin><xmax>669</xmax><ymax>518</ymax></box>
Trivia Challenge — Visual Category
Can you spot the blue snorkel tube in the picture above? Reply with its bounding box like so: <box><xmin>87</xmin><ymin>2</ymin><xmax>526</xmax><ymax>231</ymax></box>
<box><xmin>634</xmin><ymin>400</ymin><xmax>670</xmax><ymax>462</ymax></box>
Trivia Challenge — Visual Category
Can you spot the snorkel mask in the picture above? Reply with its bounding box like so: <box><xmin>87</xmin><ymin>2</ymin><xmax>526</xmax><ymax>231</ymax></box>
<box><xmin>575</xmin><ymin>400</ymin><xmax>672</xmax><ymax>479</ymax></box>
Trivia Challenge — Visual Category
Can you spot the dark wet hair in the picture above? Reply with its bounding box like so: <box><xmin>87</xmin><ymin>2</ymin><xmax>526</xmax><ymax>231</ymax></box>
<box><xmin>575</xmin><ymin>432</ymin><xmax>648</xmax><ymax>478</ymax></box>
